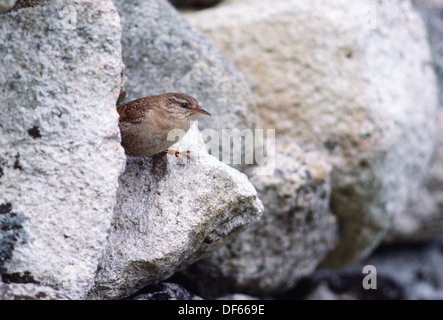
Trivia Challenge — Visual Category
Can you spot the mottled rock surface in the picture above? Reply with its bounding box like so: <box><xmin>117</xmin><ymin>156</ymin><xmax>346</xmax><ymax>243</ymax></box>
<box><xmin>392</xmin><ymin>0</ymin><xmax>443</xmax><ymax>242</ymax></box>
<box><xmin>0</xmin><ymin>0</ymin><xmax>125</xmax><ymax>299</ymax></box>
<box><xmin>186</xmin><ymin>0</ymin><xmax>439</xmax><ymax>267</ymax></box>
<box><xmin>114</xmin><ymin>0</ymin><xmax>257</xmax><ymax>170</ymax></box>
<box><xmin>0</xmin><ymin>281</ymin><xmax>70</xmax><ymax>300</ymax></box>
<box><xmin>413</xmin><ymin>0</ymin><xmax>443</xmax><ymax>106</ymax></box>
<box><xmin>388</xmin><ymin>112</ymin><xmax>443</xmax><ymax>241</ymax></box>
<box><xmin>413</xmin><ymin>5</ymin><xmax>443</xmax><ymax>97</ymax></box>
<box><xmin>88</xmin><ymin>126</ymin><xmax>263</xmax><ymax>299</ymax></box>
<box><xmin>181</xmin><ymin>142</ymin><xmax>338</xmax><ymax>296</ymax></box>
<box><xmin>0</xmin><ymin>0</ymin><xmax>16</xmax><ymax>13</ymax></box>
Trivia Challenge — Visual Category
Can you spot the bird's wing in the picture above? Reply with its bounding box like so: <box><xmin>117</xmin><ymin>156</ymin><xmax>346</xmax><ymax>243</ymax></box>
<box><xmin>117</xmin><ymin>98</ymin><xmax>151</xmax><ymax>124</ymax></box>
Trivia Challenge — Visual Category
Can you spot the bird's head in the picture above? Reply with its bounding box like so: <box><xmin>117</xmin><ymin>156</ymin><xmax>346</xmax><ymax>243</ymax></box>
<box><xmin>163</xmin><ymin>93</ymin><xmax>211</xmax><ymax>119</ymax></box>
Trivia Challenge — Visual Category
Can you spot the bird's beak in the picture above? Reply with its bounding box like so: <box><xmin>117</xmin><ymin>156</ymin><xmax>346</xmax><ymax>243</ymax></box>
<box><xmin>196</xmin><ymin>107</ymin><xmax>211</xmax><ymax>116</ymax></box>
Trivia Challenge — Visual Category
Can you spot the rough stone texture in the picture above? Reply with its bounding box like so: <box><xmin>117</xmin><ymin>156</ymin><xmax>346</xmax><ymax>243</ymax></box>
<box><xmin>387</xmin><ymin>112</ymin><xmax>443</xmax><ymax>241</ymax></box>
<box><xmin>113</xmin><ymin>0</ymin><xmax>258</xmax><ymax>170</ymax></box>
<box><xmin>0</xmin><ymin>0</ymin><xmax>16</xmax><ymax>13</ymax></box>
<box><xmin>0</xmin><ymin>281</ymin><xmax>70</xmax><ymax>300</ymax></box>
<box><xmin>181</xmin><ymin>142</ymin><xmax>338</xmax><ymax>297</ymax></box>
<box><xmin>391</xmin><ymin>0</ymin><xmax>443</xmax><ymax>242</ymax></box>
<box><xmin>131</xmin><ymin>282</ymin><xmax>202</xmax><ymax>300</ymax></box>
<box><xmin>88</xmin><ymin>125</ymin><xmax>264</xmax><ymax>299</ymax></box>
<box><xmin>0</xmin><ymin>0</ymin><xmax>125</xmax><ymax>299</ymax></box>
<box><xmin>186</xmin><ymin>0</ymin><xmax>439</xmax><ymax>267</ymax></box>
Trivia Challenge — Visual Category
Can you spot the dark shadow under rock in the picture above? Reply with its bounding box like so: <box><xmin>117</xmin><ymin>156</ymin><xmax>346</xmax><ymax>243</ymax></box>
<box><xmin>129</xmin><ymin>282</ymin><xmax>202</xmax><ymax>300</ymax></box>
<box><xmin>168</xmin><ymin>0</ymin><xmax>223</xmax><ymax>9</ymax></box>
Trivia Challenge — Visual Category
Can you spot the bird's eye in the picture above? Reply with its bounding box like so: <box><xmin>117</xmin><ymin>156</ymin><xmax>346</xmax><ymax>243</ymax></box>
<box><xmin>181</xmin><ymin>102</ymin><xmax>189</xmax><ymax>108</ymax></box>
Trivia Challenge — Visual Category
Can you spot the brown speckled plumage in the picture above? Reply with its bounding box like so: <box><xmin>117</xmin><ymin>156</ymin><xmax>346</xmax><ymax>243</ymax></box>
<box><xmin>117</xmin><ymin>93</ymin><xmax>210</xmax><ymax>157</ymax></box>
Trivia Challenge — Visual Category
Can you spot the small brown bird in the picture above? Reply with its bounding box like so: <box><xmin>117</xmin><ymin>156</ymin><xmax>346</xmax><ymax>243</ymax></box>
<box><xmin>117</xmin><ymin>93</ymin><xmax>211</xmax><ymax>157</ymax></box>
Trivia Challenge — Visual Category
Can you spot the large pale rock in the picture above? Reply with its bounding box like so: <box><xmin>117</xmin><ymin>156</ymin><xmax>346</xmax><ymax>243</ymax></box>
<box><xmin>88</xmin><ymin>125</ymin><xmax>263</xmax><ymax>299</ymax></box>
<box><xmin>390</xmin><ymin>0</ymin><xmax>443</xmax><ymax>242</ymax></box>
<box><xmin>113</xmin><ymin>0</ymin><xmax>258</xmax><ymax>171</ymax></box>
<box><xmin>181</xmin><ymin>142</ymin><xmax>338</xmax><ymax>296</ymax></box>
<box><xmin>0</xmin><ymin>0</ymin><xmax>125</xmax><ymax>299</ymax></box>
<box><xmin>387</xmin><ymin>112</ymin><xmax>443</xmax><ymax>241</ymax></box>
<box><xmin>0</xmin><ymin>281</ymin><xmax>70</xmax><ymax>300</ymax></box>
<box><xmin>186</xmin><ymin>0</ymin><xmax>439</xmax><ymax>267</ymax></box>
<box><xmin>7</xmin><ymin>0</ymin><xmax>48</xmax><ymax>11</ymax></box>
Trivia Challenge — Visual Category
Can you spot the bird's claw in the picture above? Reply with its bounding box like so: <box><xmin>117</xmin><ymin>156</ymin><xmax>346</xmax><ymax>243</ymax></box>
<box><xmin>161</xmin><ymin>149</ymin><xmax>193</xmax><ymax>164</ymax></box>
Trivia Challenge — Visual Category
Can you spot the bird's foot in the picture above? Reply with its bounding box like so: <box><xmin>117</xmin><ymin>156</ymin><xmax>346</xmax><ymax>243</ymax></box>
<box><xmin>160</xmin><ymin>149</ymin><xmax>193</xmax><ymax>163</ymax></box>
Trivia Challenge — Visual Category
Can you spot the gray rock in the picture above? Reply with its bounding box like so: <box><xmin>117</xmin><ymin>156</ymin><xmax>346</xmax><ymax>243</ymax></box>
<box><xmin>88</xmin><ymin>125</ymin><xmax>263</xmax><ymax>299</ymax></box>
<box><xmin>413</xmin><ymin>0</ymin><xmax>443</xmax><ymax>106</ymax></box>
<box><xmin>131</xmin><ymin>282</ymin><xmax>203</xmax><ymax>300</ymax></box>
<box><xmin>388</xmin><ymin>186</ymin><xmax>442</xmax><ymax>242</ymax></box>
<box><xmin>186</xmin><ymin>0</ymin><xmax>439</xmax><ymax>267</ymax></box>
<box><xmin>390</xmin><ymin>0</ymin><xmax>443</xmax><ymax>242</ymax></box>
<box><xmin>387</xmin><ymin>112</ymin><xmax>443</xmax><ymax>241</ymax></box>
<box><xmin>113</xmin><ymin>0</ymin><xmax>258</xmax><ymax>170</ymax></box>
<box><xmin>0</xmin><ymin>281</ymin><xmax>70</xmax><ymax>300</ymax></box>
<box><xmin>181</xmin><ymin>142</ymin><xmax>338</xmax><ymax>296</ymax></box>
<box><xmin>0</xmin><ymin>0</ymin><xmax>125</xmax><ymax>299</ymax></box>
<box><xmin>0</xmin><ymin>0</ymin><xmax>16</xmax><ymax>13</ymax></box>
<box><xmin>413</xmin><ymin>0</ymin><xmax>443</xmax><ymax>10</ymax></box>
